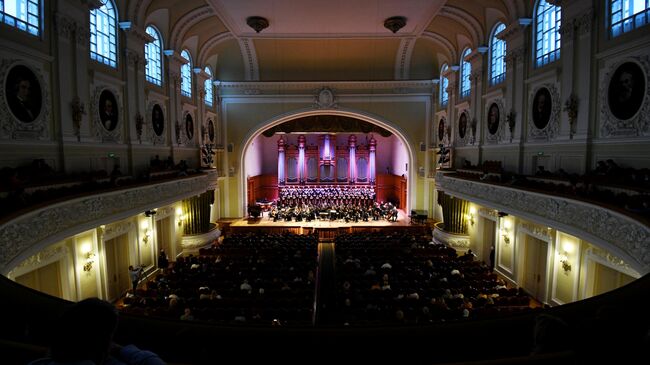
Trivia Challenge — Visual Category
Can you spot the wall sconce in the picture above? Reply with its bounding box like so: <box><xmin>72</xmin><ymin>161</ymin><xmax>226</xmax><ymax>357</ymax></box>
<box><xmin>176</xmin><ymin>207</ymin><xmax>184</xmax><ymax>227</ymax></box>
<box><xmin>559</xmin><ymin>252</ymin><xmax>571</xmax><ymax>273</ymax></box>
<box><xmin>466</xmin><ymin>207</ymin><xmax>476</xmax><ymax>226</ymax></box>
<box><xmin>142</xmin><ymin>229</ymin><xmax>150</xmax><ymax>245</ymax></box>
<box><xmin>81</xmin><ymin>243</ymin><xmax>95</xmax><ymax>272</ymax></box>
<box><xmin>501</xmin><ymin>219</ymin><xmax>511</xmax><ymax>244</ymax></box>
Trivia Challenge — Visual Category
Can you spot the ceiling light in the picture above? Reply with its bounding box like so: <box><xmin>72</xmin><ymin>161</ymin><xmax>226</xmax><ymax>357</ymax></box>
<box><xmin>384</xmin><ymin>16</ymin><xmax>407</xmax><ymax>33</ymax></box>
<box><xmin>247</xmin><ymin>16</ymin><xmax>269</xmax><ymax>33</ymax></box>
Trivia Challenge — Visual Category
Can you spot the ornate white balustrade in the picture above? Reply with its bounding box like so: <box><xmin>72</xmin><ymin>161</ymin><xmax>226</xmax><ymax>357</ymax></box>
<box><xmin>0</xmin><ymin>171</ymin><xmax>218</xmax><ymax>274</ymax></box>
<box><xmin>435</xmin><ymin>171</ymin><xmax>650</xmax><ymax>274</ymax></box>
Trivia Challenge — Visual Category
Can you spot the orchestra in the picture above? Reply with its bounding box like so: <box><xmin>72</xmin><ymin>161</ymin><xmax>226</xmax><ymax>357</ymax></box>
<box><xmin>268</xmin><ymin>188</ymin><xmax>398</xmax><ymax>223</ymax></box>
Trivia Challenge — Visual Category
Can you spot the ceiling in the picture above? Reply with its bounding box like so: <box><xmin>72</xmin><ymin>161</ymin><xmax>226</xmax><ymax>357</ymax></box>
<box><xmin>207</xmin><ymin>0</ymin><xmax>445</xmax><ymax>38</ymax></box>
<box><xmin>136</xmin><ymin>0</ymin><xmax>528</xmax><ymax>82</ymax></box>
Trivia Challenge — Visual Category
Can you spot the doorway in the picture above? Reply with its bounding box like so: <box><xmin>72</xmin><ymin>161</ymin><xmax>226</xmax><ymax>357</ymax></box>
<box><xmin>523</xmin><ymin>235</ymin><xmax>548</xmax><ymax>302</ymax></box>
<box><xmin>15</xmin><ymin>261</ymin><xmax>62</xmax><ymax>298</ymax></box>
<box><xmin>104</xmin><ymin>234</ymin><xmax>130</xmax><ymax>301</ymax></box>
<box><xmin>156</xmin><ymin>217</ymin><xmax>172</xmax><ymax>260</ymax></box>
<box><xmin>482</xmin><ymin>219</ymin><xmax>496</xmax><ymax>267</ymax></box>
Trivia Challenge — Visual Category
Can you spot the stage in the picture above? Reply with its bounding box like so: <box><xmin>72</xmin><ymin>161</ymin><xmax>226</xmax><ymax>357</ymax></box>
<box><xmin>225</xmin><ymin>210</ymin><xmax>430</xmax><ymax>240</ymax></box>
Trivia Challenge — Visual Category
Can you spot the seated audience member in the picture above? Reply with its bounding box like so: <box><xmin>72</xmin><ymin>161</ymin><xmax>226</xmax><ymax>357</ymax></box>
<box><xmin>29</xmin><ymin>298</ymin><xmax>165</xmax><ymax>365</ymax></box>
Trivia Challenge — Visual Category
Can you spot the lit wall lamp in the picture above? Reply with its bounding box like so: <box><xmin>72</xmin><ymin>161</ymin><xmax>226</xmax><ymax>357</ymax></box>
<box><xmin>559</xmin><ymin>251</ymin><xmax>571</xmax><ymax>273</ymax></box>
<box><xmin>501</xmin><ymin>219</ymin><xmax>511</xmax><ymax>244</ymax></box>
<box><xmin>466</xmin><ymin>207</ymin><xmax>476</xmax><ymax>226</ymax></box>
<box><xmin>141</xmin><ymin>220</ymin><xmax>150</xmax><ymax>245</ymax></box>
<box><xmin>176</xmin><ymin>207</ymin><xmax>184</xmax><ymax>227</ymax></box>
<box><xmin>81</xmin><ymin>243</ymin><xmax>95</xmax><ymax>272</ymax></box>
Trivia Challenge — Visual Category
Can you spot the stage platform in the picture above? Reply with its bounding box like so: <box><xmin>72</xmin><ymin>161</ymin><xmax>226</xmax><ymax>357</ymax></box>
<box><xmin>223</xmin><ymin>210</ymin><xmax>432</xmax><ymax>241</ymax></box>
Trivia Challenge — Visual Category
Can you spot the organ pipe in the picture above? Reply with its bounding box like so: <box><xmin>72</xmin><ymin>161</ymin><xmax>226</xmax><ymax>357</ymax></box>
<box><xmin>437</xmin><ymin>191</ymin><xmax>469</xmax><ymax>234</ymax></box>
<box><xmin>182</xmin><ymin>190</ymin><xmax>214</xmax><ymax>235</ymax></box>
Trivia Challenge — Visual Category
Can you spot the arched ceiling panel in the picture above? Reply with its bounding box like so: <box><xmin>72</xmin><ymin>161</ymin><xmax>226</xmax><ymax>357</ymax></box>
<box><xmin>208</xmin><ymin>38</ymin><xmax>245</xmax><ymax>81</ymax></box>
<box><xmin>409</xmin><ymin>39</ymin><xmax>438</xmax><ymax>80</ymax></box>
<box><xmin>146</xmin><ymin>1</ymin><xmax>207</xmax><ymax>28</ymax></box>
<box><xmin>426</xmin><ymin>16</ymin><xmax>471</xmax><ymax>54</ymax></box>
<box><xmin>253</xmin><ymin>39</ymin><xmax>399</xmax><ymax>81</ymax></box>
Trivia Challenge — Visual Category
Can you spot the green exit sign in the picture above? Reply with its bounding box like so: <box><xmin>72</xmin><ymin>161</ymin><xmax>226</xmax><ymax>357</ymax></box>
<box><xmin>108</xmin><ymin>153</ymin><xmax>116</xmax><ymax>158</ymax></box>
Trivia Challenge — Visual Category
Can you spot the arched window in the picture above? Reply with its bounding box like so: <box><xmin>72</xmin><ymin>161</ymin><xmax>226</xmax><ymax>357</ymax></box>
<box><xmin>90</xmin><ymin>0</ymin><xmax>118</xmax><ymax>68</ymax></box>
<box><xmin>440</xmin><ymin>64</ymin><xmax>449</xmax><ymax>107</ymax></box>
<box><xmin>1</xmin><ymin>0</ymin><xmax>40</xmax><ymax>36</ymax></box>
<box><xmin>534</xmin><ymin>0</ymin><xmax>561</xmax><ymax>68</ymax></box>
<box><xmin>144</xmin><ymin>26</ymin><xmax>163</xmax><ymax>86</ymax></box>
<box><xmin>490</xmin><ymin>22</ymin><xmax>507</xmax><ymax>85</ymax></box>
<box><xmin>459</xmin><ymin>48</ymin><xmax>472</xmax><ymax>99</ymax></box>
<box><xmin>610</xmin><ymin>0</ymin><xmax>650</xmax><ymax>37</ymax></box>
<box><xmin>204</xmin><ymin>66</ymin><xmax>213</xmax><ymax>107</ymax></box>
<box><xmin>180</xmin><ymin>50</ymin><xmax>192</xmax><ymax>98</ymax></box>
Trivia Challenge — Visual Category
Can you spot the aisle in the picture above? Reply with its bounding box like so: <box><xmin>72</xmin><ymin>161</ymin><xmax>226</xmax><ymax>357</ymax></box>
<box><xmin>314</xmin><ymin>242</ymin><xmax>336</xmax><ymax>325</ymax></box>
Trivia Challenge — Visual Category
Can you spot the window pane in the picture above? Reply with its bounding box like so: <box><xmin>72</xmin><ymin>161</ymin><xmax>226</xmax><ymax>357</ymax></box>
<box><xmin>1</xmin><ymin>0</ymin><xmax>40</xmax><ymax>36</ymax></box>
<box><xmin>89</xmin><ymin>0</ymin><xmax>117</xmax><ymax>68</ymax></box>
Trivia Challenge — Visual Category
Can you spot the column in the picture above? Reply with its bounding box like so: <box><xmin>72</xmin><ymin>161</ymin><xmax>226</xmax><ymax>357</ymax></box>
<box><xmin>369</xmin><ymin>135</ymin><xmax>376</xmax><ymax>184</ymax></box>
<box><xmin>468</xmin><ymin>47</ymin><xmax>488</xmax><ymax>147</ymax></box>
<box><xmin>164</xmin><ymin>50</ymin><xmax>187</xmax><ymax>150</ymax></box>
<box><xmin>500</xmin><ymin>19</ymin><xmax>530</xmax><ymax>147</ymax></box>
<box><xmin>298</xmin><ymin>134</ymin><xmax>306</xmax><ymax>184</ymax></box>
<box><xmin>121</xmin><ymin>24</ymin><xmax>150</xmax><ymax>146</ymax></box>
<box><xmin>277</xmin><ymin>136</ymin><xmax>285</xmax><ymax>185</ymax></box>
<box><xmin>558</xmin><ymin>0</ymin><xmax>593</xmax><ymax>143</ymax></box>
<box><xmin>194</xmin><ymin>67</ymin><xmax>209</xmax><ymax>149</ymax></box>
<box><xmin>348</xmin><ymin>135</ymin><xmax>357</xmax><ymax>183</ymax></box>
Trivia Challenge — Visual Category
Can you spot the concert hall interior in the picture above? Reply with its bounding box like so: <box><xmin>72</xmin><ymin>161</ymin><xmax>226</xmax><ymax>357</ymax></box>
<box><xmin>0</xmin><ymin>0</ymin><xmax>649</xmax><ymax>364</ymax></box>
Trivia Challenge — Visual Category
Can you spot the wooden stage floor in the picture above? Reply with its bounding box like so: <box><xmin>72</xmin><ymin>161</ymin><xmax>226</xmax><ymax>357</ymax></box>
<box><xmin>223</xmin><ymin>210</ymin><xmax>432</xmax><ymax>240</ymax></box>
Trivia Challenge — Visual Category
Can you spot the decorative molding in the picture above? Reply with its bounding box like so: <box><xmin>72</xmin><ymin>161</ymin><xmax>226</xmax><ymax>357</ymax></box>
<box><xmin>7</xmin><ymin>244</ymin><xmax>68</xmax><ymax>279</ymax></box>
<box><xmin>574</xmin><ymin>9</ymin><xmax>594</xmax><ymax>36</ymax></box>
<box><xmin>435</xmin><ymin>172</ymin><xmax>650</xmax><ymax>274</ymax></box>
<box><xmin>439</xmin><ymin>6</ymin><xmax>484</xmax><ymax>45</ymax></box>
<box><xmin>238</xmin><ymin>38</ymin><xmax>260</xmax><ymax>81</ymax></box>
<box><xmin>218</xmin><ymin>80</ymin><xmax>435</xmax><ymax>95</ymax></box>
<box><xmin>421</xmin><ymin>31</ymin><xmax>458</xmax><ymax>61</ymax></box>
<box><xmin>198</xmin><ymin>32</ymin><xmax>234</xmax><ymax>66</ymax></box>
<box><xmin>599</xmin><ymin>55</ymin><xmax>650</xmax><ymax>138</ymax></box>
<box><xmin>558</xmin><ymin>22</ymin><xmax>574</xmax><ymax>39</ymax></box>
<box><xmin>154</xmin><ymin>206</ymin><xmax>176</xmax><ymax>220</ymax></box>
<box><xmin>180</xmin><ymin>226</ymin><xmax>221</xmax><ymax>253</ymax></box>
<box><xmin>518</xmin><ymin>222</ymin><xmax>553</xmax><ymax>242</ymax></box>
<box><xmin>54</xmin><ymin>13</ymin><xmax>76</xmax><ymax>40</ymax></box>
<box><xmin>485</xmin><ymin>98</ymin><xmax>506</xmax><ymax>144</ymax></box>
<box><xmin>101</xmin><ymin>221</ymin><xmax>135</xmax><ymax>241</ymax></box>
<box><xmin>90</xmin><ymin>85</ymin><xmax>123</xmax><ymax>143</ymax></box>
<box><xmin>395</xmin><ymin>37</ymin><xmax>416</xmax><ymax>80</ymax></box>
<box><xmin>145</xmin><ymin>99</ymin><xmax>167</xmax><ymax>145</ymax></box>
<box><xmin>314</xmin><ymin>87</ymin><xmax>337</xmax><ymax>109</ymax></box>
<box><xmin>470</xmin><ymin>71</ymin><xmax>483</xmax><ymax>82</ymax></box>
<box><xmin>504</xmin><ymin>46</ymin><xmax>525</xmax><ymax>67</ymax></box>
<box><xmin>433</xmin><ymin>223</ymin><xmax>470</xmax><ymax>249</ymax></box>
<box><xmin>75</xmin><ymin>25</ymin><xmax>91</xmax><ymax>46</ymax></box>
<box><xmin>181</xmin><ymin>110</ymin><xmax>195</xmax><ymax>146</ymax></box>
<box><xmin>478</xmin><ymin>208</ymin><xmax>498</xmax><ymax>221</ymax></box>
<box><xmin>123</xmin><ymin>26</ymin><xmax>154</xmax><ymax>46</ymax></box>
<box><xmin>170</xmin><ymin>6</ymin><xmax>215</xmax><ymax>49</ymax></box>
<box><xmin>528</xmin><ymin>83</ymin><xmax>561</xmax><ymax>141</ymax></box>
<box><xmin>0</xmin><ymin>174</ymin><xmax>211</xmax><ymax>274</ymax></box>
<box><xmin>125</xmin><ymin>48</ymin><xmax>145</xmax><ymax>68</ymax></box>
<box><xmin>455</xmin><ymin>109</ymin><xmax>470</xmax><ymax>146</ymax></box>
<box><xmin>497</xmin><ymin>20</ymin><xmax>529</xmax><ymax>43</ymax></box>
<box><xmin>0</xmin><ymin>60</ymin><xmax>51</xmax><ymax>141</ymax></box>
<box><xmin>585</xmin><ymin>246</ymin><xmax>639</xmax><ymax>278</ymax></box>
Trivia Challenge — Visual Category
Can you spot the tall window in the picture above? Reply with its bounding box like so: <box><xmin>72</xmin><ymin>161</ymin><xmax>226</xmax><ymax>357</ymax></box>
<box><xmin>459</xmin><ymin>48</ymin><xmax>472</xmax><ymax>99</ymax></box>
<box><xmin>440</xmin><ymin>64</ymin><xmax>449</xmax><ymax>107</ymax></box>
<box><xmin>534</xmin><ymin>0</ymin><xmax>561</xmax><ymax>68</ymax></box>
<box><xmin>90</xmin><ymin>0</ymin><xmax>118</xmax><ymax>68</ymax></box>
<box><xmin>145</xmin><ymin>26</ymin><xmax>163</xmax><ymax>86</ymax></box>
<box><xmin>0</xmin><ymin>0</ymin><xmax>40</xmax><ymax>36</ymax></box>
<box><xmin>180</xmin><ymin>50</ymin><xmax>192</xmax><ymax>98</ymax></box>
<box><xmin>490</xmin><ymin>22</ymin><xmax>507</xmax><ymax>85</ymax></box>
<box><xmin>204</xmin><ymin>66</ymin><xmax>213</xmax><ymax>107</ymax></box>
<box><xmin>610</xmin><ymin>0</ymin><xmax>650</xmax><ymax>37</ymax></box>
